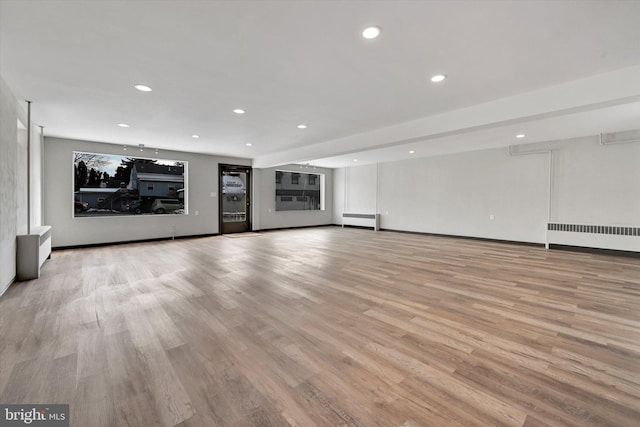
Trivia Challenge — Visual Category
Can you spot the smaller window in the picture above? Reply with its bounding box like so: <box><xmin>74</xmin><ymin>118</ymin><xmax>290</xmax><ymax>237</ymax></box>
<box><xmin>147</xmin><ymin>184</ymin><xmax>154</xmax><ymax>191</ymax></box>
<box><xmin>274</xmin><ymin>170</ymin><xmax>323</xmax><ymax>212</ymax></box>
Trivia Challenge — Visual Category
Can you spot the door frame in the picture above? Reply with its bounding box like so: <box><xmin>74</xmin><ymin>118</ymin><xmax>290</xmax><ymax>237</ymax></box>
<box><xmin>219</xmin><ymin>164</ymin><xmax>252</xmax><ymax>234</ymax></box>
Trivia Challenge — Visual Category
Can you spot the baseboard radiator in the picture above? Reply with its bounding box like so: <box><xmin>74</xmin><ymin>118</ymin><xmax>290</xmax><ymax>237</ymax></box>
<box><xmin>342</xmin><ymin>213</ymin><xmax>380</xmax><ymax>231</ymax></box>
<box><xmin>547</xmin><ymin>223</ymin><xmax>639</xmax><ymax>252</ymax></box>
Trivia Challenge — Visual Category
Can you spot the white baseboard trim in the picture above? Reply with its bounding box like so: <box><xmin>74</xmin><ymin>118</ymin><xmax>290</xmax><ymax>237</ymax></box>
<box><xmin>0</xmin><ymin>276</ymin><xmax>15</xmax><ymax>299</ymax></box>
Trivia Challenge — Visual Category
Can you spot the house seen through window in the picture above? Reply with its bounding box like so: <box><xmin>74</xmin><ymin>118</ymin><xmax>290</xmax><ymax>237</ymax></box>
<box><xmin>275</xmin><ymin>170</ymin><xmax>323</xmax><ymax>211</ymax></box>
<box><xmin>73</xmin><ymin>151</ymin><xmax>187</xmax><ymax>217</ymax></box>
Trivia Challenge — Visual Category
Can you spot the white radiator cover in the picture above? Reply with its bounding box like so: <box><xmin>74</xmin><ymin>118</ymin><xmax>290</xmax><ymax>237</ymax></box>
<box><xmin>342</xmin><ymin>213</ymin><xmax>380</xmax><ymax>231</ymax></box>
<box><xmin>547</xmin><ymin>223</ymin><xmax>639</xmax><ymax>252</ymax></box>
<box><xmin>17</xmin><ymin>225</ymin><xmax>52</xmax><ymax>280</ymax></box>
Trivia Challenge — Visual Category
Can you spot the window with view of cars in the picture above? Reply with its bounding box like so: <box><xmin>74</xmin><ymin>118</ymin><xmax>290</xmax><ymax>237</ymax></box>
<box><xmin>73</xmin><ymin>151</ymin><xmax>187</xmax><ymax>217</ymax></box>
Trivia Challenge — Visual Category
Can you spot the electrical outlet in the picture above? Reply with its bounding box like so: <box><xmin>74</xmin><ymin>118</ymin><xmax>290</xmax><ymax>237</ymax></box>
<box><xmin>195</xmin><ymin>210</ymin><xmax>199</xmax><ymax>216</ymax></box>
<box><xmin>489</xmin><ymin>214</ymin><xmax>495</xmax><ymax>220</ymax></box>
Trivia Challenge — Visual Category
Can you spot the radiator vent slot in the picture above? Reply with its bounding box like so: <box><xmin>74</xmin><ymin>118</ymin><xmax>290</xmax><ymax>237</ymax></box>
<box><xmin>548</xmin><ymin>223</ymin><xmax>639</xmax><ymax>236</ymax></box>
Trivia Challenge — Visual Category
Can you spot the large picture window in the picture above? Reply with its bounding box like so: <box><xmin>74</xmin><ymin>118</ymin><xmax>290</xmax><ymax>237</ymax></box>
<box><xmin>73</xmin><ymin>151</ymin><xmax>187</xmax><ymax>217</ymax></box>
<box><xmin>275</xmin><ymin>170</ymin><xmax>322</xmax><ymax>211</ymax></box>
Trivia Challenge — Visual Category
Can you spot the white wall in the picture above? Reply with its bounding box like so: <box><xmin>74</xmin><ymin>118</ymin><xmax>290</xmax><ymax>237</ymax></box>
<box><xmin>0</xmin><ymin>76</ymin><xmax>19</xmax><ymax>292</ymax></box>
<box><xmin>552</xmin><ymin>136</ymin><xmax>640</xmax><ymax>225</ymax></box>
<box><xmin>547</xmin><ymin>135</ymin><xmax>640</xmax><ymax>251</ymax></box>
<box><xmin>378</xmin><ymin>148</ymin><xmax>549</xmax><ymax>243</ymax></box>
<box><xmin>346</xmin><ymin>164</ymin><xmax>377</xmax><ymax>214</ymax></box>
<box><xmin>332</xmin><ymin>167</ymin><xmax>345</xmax><ymax>224</ymax></box>
<box><xmin>253</xmin><ymin>165</ymin><xmax>333</xmax><ymax>230</ymax></box>
<box><xmin>31</xmin><ymin>126</ymin><xmax>44</xmax><ymax>227</ymax></box>
<box><xmin>16</xmin><ymin>120</ymin><xmax>28</xmax><ymax>236</ymax></box>
<box><xmin>333</xmin><ymin>164</ymin><xmax>378</xmax><ymax>226</ymax></box>
<box><xmin>1</xmin><ymin>76</ymin><xmax>44</xmax><ymax>294</ymax></box>
<box><xmin>334</xmin><ymin>136</ymin><xmax>640</xmax><ymax>250</ymax></box>
<box><xmin>44</xmin><ymin>137</ymin><xmax>250</xmax><ymax>247</ymax></box>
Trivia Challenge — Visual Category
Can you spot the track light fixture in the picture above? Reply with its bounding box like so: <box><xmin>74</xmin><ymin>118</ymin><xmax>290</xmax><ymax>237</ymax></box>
<box><xmin>121</xmin><ymin>143</ymin><xmax>159</xmax><ymax>155</ymax></box>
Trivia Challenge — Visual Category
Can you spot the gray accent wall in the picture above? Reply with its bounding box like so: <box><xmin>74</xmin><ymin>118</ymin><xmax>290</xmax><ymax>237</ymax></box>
<box><xmin>44</xmin><ymin>137</ymin><xmax>250</xmax><ymax>247</ymax></box>
<box><xmin>252</xmin><ymin>166</ymin><xmax>333</xmax><ymax>230</ymax></box>
<box><xmin>44</xmin><ymin>139</ymin><xmax>336</xmax><ymax>246</ymax></box>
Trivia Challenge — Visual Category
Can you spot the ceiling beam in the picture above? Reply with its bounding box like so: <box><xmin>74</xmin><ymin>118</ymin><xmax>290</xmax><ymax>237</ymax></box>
<box><xmin>253</xmin><ymin>65</ymin><xmax>640</xmax><ymax>168</ymax></box>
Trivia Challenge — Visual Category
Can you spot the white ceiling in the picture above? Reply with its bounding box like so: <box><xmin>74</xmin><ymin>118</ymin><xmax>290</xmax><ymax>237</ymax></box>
<box><xmin>1</xmin><ymin>0</ymin><xmax>639</xmax><ymax>168</ymax></box>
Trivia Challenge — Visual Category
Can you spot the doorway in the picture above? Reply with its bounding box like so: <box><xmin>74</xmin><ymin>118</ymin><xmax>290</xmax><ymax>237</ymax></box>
<box><xmin>219</xmin><ymin>164</ymin><xmax>251</xmax><ymax>234</ymax></box>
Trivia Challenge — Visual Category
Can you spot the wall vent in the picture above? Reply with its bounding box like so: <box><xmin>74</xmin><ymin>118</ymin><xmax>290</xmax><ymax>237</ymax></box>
<box><xmin>599</xmin><ymin>129</ymin><xmax>640</xmax><ymax>146</ymax></box>
<box><xmin>548</xmin><ymin>223</ymin><xmax>639</xmax><ymax>236</ymax></box>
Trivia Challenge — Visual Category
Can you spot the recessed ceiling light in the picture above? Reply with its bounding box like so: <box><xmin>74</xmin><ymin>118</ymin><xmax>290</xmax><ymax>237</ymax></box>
<box><xmin>134</xmin><ymin>84</ymin><xmax>152</xmax><ymax>92</ymax></box>
<box><xmin>297</xmin><ymin>124</ymin><xmax>307</xmax><ymax>129</ymax></box>
<box><xmin>245</xmin><ymin>143</ymin><xmax>252</xmax><ymax>147</ymax></box>
<box><xmin>516</xmin><ymin>134</ymin><xmax>526</xmax><ymax>138</ymax></box>
<box><xmin>233</xmin><ymin>109</ymin><xmax>246</xmax><ymax>114</ymax></box>
<box><xmin>192</xmin><ymin>134</ymin><xmax>200</xmax><ymax>138</ymax></box>
<box><xmin>117</xmin><ymin>123</ymin><xmax>129</xmax><ymax>128</ymax></box>
<box><xmin>362</xmin><ymin>26</ymin><xmax>382</xmax><ymax>39</ymax></box>
<box><xmin>409</xmin><ymin>150</ymin><xmax>415</xmax><ymax>154</ymax></box>
<box><xmin>430</xmin><ymin>74</ymin><xmax>447</xmax><ymax>83</ymax></box>
<box><xmin>353</xmin><ymin>159</ymin><xmax>359</xmax><ymax>162</ymax></box>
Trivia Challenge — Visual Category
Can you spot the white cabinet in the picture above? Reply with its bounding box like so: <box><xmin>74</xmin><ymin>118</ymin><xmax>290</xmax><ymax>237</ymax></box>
<box><xmin>17</xmin><ymin>225</ymin><xmax>52</xmax><ymax>280</ymax></box>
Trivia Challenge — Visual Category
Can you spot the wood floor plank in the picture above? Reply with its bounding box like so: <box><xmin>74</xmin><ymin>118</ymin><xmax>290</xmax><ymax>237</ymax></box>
<box><xmin>1</xmin><ymin>226</ymin><xmax>639</xmax><ymax>426</ymax></box>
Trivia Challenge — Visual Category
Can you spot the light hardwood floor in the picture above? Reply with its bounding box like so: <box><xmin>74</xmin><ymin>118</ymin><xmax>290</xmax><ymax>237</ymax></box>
<box><xmin>1</xmin><ymin>227</ymin><xmax>639</xmax><ymax>426</ymax></box>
